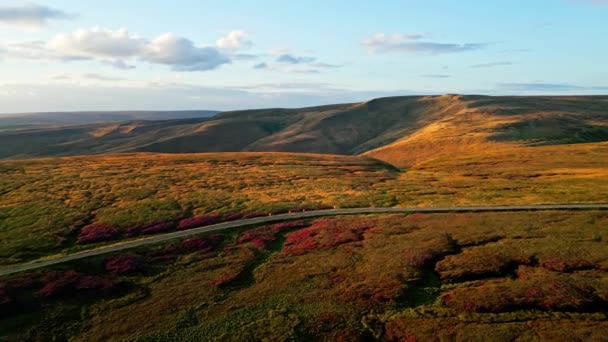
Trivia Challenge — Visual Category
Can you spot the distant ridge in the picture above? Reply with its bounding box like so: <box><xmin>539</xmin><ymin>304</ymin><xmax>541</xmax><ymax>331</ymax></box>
<box><xmin>0</xmin><ymin>95</ymin><xmax>607</xmax><ymax>163</ymax></box>
<box><xmin>0</xmin><ymin>110</ymin><xmax>219</xmax><ymax>126</ymax></box>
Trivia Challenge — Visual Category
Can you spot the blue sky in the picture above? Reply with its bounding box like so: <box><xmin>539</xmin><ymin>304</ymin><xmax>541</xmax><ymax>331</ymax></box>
<box><xmin>0</xmin><ymin>0</ymin><xmax>606</xmax><ymax>113</ymax></box>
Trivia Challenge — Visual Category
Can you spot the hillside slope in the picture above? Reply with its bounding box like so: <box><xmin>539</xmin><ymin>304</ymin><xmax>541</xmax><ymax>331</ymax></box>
<box><xmin>364</xmin><ymin>95</ymin><xmax>608</xmax><ymax>167</ymax></box>
<box><xmin>1</xmin><ymin>95</ymin><xmax>607</xmax><ymax>161</ymax></box>
<box><xmin>0</xmin><ymin>110</ymin><xmax>218</xmax><ymax>126</ymax></box>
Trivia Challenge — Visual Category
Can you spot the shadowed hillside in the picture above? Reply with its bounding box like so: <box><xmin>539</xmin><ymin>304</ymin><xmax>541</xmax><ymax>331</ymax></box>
<box><xmin>1</xmin><ymin>95</ymin><xmax>607</xmax><ymax>162</ymax></box>
<box><xmin>0</xmin><ymin>110</ymin><xmax>218</xmax><ymax>126</ymax></box>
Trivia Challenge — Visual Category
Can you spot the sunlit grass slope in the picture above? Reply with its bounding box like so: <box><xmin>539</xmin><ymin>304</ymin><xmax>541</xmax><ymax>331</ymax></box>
<box><xmin>0</xmin><ymin>152</ymin><xmax>397</xmax><ymax>265</ymax></box>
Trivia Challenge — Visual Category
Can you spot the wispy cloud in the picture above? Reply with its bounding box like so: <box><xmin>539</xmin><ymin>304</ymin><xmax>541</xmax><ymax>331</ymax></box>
<box><xmin>83</xmin><ymin>73</ymin><xmax>124</xmax><ymax>82</ymax></box>
<box><xmin>497</xmin><ymin>82</ymin><xmax>608</xmax><ymax>92</ymax></box>
<box><xmin>579</xmin><ymin>0</ymin><xmax>608</xmax><ymax>5</ymax></box>
<box><xmin>362</xmin><ymin>33</ymin><xmax>486</xmax><ymax>55</ymax></box>
<box><xmin>0</xmin><ymin>2</ymin><xmax>73</xmax><ymax>29</ymax></box>
<box><xmin>471</xmin><ymin>61</ymin><xmax>512</xmax><ymax>68</ymax></box>
<box><xmin>102</xmin><ymin>59</ymin><xmax>136</xmax><ymax>70</ymax></box>
<box><xmin>421</xmin><ymin>74</ymin><xmax>451</xmax><ymax>78</ymax></box>
<box><xmin>276</xmin><ymin>54</ymin><xmax>316</xmax><ymax>64</ymax></box>
<box><xmin>252</xmin><ymin>51</ymin><xmax>341</xmax><ymax>74</ymax></box>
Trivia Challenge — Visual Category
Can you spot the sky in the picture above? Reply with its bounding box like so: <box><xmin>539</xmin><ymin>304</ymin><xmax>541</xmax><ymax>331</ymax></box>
<box><xmin>0</xmin><ymin>0</ymin><xmax>607</xmax><ymax>113</ymax></box>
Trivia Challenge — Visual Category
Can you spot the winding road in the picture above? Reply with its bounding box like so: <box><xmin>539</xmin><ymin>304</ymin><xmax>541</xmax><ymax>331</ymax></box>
<box><xmin>2</xmin><ymin>203</ymin><xmax>608</xmax><ymax>276</ymax></box>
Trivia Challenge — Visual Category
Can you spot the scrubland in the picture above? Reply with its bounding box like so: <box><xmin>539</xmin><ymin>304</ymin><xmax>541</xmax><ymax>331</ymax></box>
<box><xmin>1</xmin><ymin>211</ymin><xmax>607</xmax><ymax>341</ymax></box>
<box><xmin>1</xmin><ymin>141</ymin><xmax>606</xmax><ymax>266</ymax></box>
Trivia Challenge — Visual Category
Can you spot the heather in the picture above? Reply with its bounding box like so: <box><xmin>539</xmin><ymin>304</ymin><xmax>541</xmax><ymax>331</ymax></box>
<box><xmin>1</xmin><ymin>143</ymin><xmax>607</xmax><ymax>266</ymax></box>
<box><xmin>2</xmin><ymin>211</ymin><xmax>607</xmax><ymax>340</ymax></box>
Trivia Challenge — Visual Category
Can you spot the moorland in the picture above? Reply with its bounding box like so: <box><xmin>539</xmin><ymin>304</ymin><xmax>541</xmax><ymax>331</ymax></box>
<box><xmin>1</xmin><ymin>94</ymin><xmax>607</xmax><ymax>341</ymax></box>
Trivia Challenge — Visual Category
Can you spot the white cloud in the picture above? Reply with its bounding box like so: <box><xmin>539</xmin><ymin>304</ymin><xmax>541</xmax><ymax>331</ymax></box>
<box><xmin>48</xmin><ymin>27</ymin><xmax>146</xmax><ymax>58</ymax></box>
<box><xmin>3</xmin><ymin>27</ymin><xmax>232</xmax><ymax>72</ymax></box>
<box><xmin>471</xmin><ymin>61</ymin><xmax>512</xmax><ymax>68</ymax></box>
<box><xmin>362</xmin><ymin>33</ymin><xmax>486</xmax><ymax>55</ymax></box>
<box><xmin>216</xmin><ymin>30</ymin><xmax>252</xmax><ymax>50</ymax></box>
<box><xmin>0</xmin><ymin>2</ymin><xmax>72</xmax><ymax>29</ymax></box>
<box><xmin>276</xmin><ymin>54</ymin><xmax>315</xmax><ymax>64</ymax></box>
<box><xmin>143</xmin><ymin>33</ymin><xmax>230</xmax><ymax>71</ymax></box>
<box><xmin>83</xmin><ymin>73</ymin><xmax>124</xmax><ymax>81</ymax></box>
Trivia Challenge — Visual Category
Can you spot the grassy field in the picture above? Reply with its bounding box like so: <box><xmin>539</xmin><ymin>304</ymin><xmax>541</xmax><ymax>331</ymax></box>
<box><xmin>1</xmin><ymin>211</ymin><xmax>607</xmax><ymax>341</ymax></box>
<box><xmin>0</xmin><ymin>153</ymin><xmax>398</xmax><ymax>265</ymax></box>
<box><xmin>1</xmin><ymin>141</ymin><xmax>607</xmax><ymax>266</ymax></box>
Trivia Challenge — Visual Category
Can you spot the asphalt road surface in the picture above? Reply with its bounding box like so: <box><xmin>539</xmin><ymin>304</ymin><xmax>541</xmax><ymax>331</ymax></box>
<box><xmin>2</xmin><ymin>203</ymin><xmax>607</xmax><ymax>276</ymax></box>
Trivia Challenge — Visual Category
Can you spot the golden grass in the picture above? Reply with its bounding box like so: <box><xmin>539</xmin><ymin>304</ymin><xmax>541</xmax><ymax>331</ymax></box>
<box><xmin>1</xmin><ymin>141</ymin><xmax>607</xmax><ymax>265</ymax></box>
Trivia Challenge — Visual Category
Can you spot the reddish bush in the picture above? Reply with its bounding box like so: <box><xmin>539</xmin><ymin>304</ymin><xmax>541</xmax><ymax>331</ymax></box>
<box><xmin>77</xmin><ymin>224</ymin><xmax>121</xmax><ymax>244</ymax></box>
<box><xmin>403</xmin><ymin>248</ymin><xmax>436</xmax><ymax>268</ymax></box>
<box><xmin>156</xmin><ymin>234</ymin><xmax>225</xmax><ymax>260</ymax></box>
<box><xmin>177</xmin><ymin>215</ymin><xmax>220</xmax><ymax>230</ymax></box>
<box><xmin>141</xmin><ymin>221</ymin><xmax>177</xmax><ymax>235</ymax></box>
<box><xmin>239</xmin><ymin>229</ymin><xmax>275</xmax><ymax>249</ymax></box>
<box><xmin>442</xmin><ymin>266</ymin><xmax>601</xmax><ymax>313</ymax></box>
<box><xmin>539</xmin><ymin>256</ymin><xmax>594</xmax><ymax>273</ymax></box>
<box><xmin>37</xmin><ymin>271</ymin><xmax>115</xmax><ymax>299</ymax></box>
<box><xmin>224</xmin><ymin>213</ymin><xmax>244</xmax><ymax>221</ymax></box>
<box><xmin>269</xmin><ymin>220</ymin><xmax>308</xmax><ymax>233</ymax></box>
<box><xmin>179</xmin><ymin>234</ymin><xmax>224</xmax><ymax>252</ymax></box>
<box><xmin>211</xmin><ymin>270</ymin><xmax>241</xmax><ymax>287</ymax></box>
<box><xmin>243</xmin><ymin>212</ymin><xmax>267</xmax><ymax>219</ymax></box>
<box><xmin>238</xmin><ymin>221</ymin><xmax>308</xmax><ymax>249</ymax></box>
<box><xmin>282</xmin><ymin>219</ymin><xmax>371</xmax><ymax>255</ymax></box>
<box><xmin>104</xmin><ymin>254</ymin><xmax>143</xmax><ymax>275</ymax></box>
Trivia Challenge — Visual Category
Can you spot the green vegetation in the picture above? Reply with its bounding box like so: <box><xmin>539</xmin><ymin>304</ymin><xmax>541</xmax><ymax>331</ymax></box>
<box><xmin>1</xmin><ymin>140</ymin><xmax>607</xmax><ymax>266</ymax></box>
<box><xmin>1</xmin><ymin>211</ymin><xmax>607</xmax><ymax>341</ymax></box>
<box><xmin>0</xmin><ymin>153</ymin><xmax>396</xmax><ymax>265</ymax></box>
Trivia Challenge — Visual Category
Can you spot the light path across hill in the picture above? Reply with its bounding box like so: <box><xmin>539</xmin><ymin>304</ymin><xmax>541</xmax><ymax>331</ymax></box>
<box><xmin>2</xmin><ymin>203</ymin><xmax>608</xmax><ymax>277</ymax></box>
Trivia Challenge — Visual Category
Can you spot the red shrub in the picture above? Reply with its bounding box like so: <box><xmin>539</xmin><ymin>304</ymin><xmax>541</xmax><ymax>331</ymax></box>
<box><xmin>37</xmin><ymin>271</ymin><xmax>115</xmax><ymax>299</ymax></box>
<box><xmin>180</xmin><ymin>234</ymin><xmax>224</xmax><ymax>252</ymax></box>
<box><xmin>177</xmin><ymin>215</ymin><xmax>220</xmax><ymax>230</ymax></box>
<box><xmin>104</xmin><ymin>254</ymin><xmax>143</xmax><ymax>275</ymax></box>
<box><xmin>539</xmin><ymin>256</ymin><xmax>594</xmax><ymax>273</ymax></box>
<box><xmin>243</xmin><ymin>212</ymin><xmax>267</xmax><ymax>219</ymax></box>
<box><xmin>442</xmin><ymin>266</ymin><xmax>600</xmax><ymax>313</ymax></box>
<box><xmin>156</xmin><ymin>234</ymin><xmax>225</xmax><ymax>260</ymax></box>
<box><xmin>269</xmin><ymin>220</ymin><xmax>308</xmax><ymax>233</ymax></box>
<box><xmin>281</xmin><ymin>219</ymin><xmax>371</xmax><ymax>255</ymax></box>
<box><xmin>224</xmin><ymin>213</ymin><xmax>244</xmax><ymax>221</ymax></box>
<box><xmin>211</xmin><ymin>270</ymin><xmax>240</xmax><ymax>287</ymax></box>
<box><xmin>141</xmin><ymin>221</ymin><xmax>177</xmax><ymax>235</ymax></box>
<box><xmin>239</xmin><ymin>228</ymin><xmax>276</xmax><ymax>249</ymax></box>
<box><xmin>238</xmin><ymin>221</ymin><xmax>308</xmax><ymax>250</ymax></box>
<box><xmin>403</xmin><ymin>248</ymin><xmax>436</xmax><ymax>268</ymax></box>
<box><xmin>77</xmin><ymin>224</ymin><xmax>121</xmax><ymax>244</ymax></box>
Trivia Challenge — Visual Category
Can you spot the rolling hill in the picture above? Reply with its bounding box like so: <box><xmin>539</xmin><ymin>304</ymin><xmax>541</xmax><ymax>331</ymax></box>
<box><xmin>1</xmin><ymin>95</ymin><xmax>607</xmax><ymax>164</ymax></box>
<box><xmin>0</xmin><ymin>110</ymin><xmax>218</xmax><ymax>127</ymax></box>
